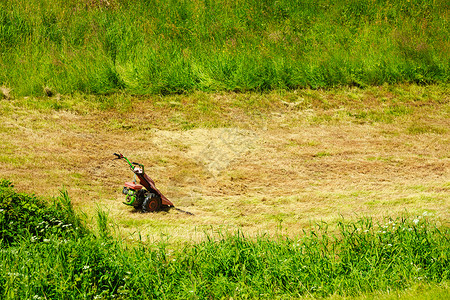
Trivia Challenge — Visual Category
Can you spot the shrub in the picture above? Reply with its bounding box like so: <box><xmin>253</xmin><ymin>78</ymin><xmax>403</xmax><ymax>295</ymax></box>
<box><xmin>0</xmin><ymin>180</ymin><xmax>86</xmax><ymax>244</ymax></box>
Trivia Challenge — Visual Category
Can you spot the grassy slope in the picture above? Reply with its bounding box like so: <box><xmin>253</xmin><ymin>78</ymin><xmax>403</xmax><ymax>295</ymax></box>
<box><xmin>1</xmin><ymin>0</ymin><xmax>449</xmax><ymax>96</ymax></box>
<box><xmin>0</xmin><ymin>85</ymin><xmax>449</xmax><ymax>299</ymax></box>
<box><xmin>0</xmin><ymin>1</ymin><xmax>449</xmax><ymax>297</ymax></box>
<box><xmin>0</xmin><ymin>84</ymin><xmax>448</xmax><ymax>242</ymax></box>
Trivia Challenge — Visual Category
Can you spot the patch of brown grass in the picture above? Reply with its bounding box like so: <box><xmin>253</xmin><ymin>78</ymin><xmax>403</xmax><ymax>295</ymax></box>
<box><xmin>1</xmin><ymin>86</ymin><xmax>11</xmax><ymax>100</ymax></box>
<box><xmin>0</xmin><ymin>84</ymin><xmax>448</xmax><ymax>242</ymax></box>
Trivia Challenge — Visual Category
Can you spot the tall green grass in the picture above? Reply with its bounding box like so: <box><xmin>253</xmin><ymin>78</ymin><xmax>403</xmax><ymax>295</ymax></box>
<box><xmin>0</xmin><ymin>0</ymin><xmax>448</xmax><ymax>96</ymax></box>
<box><xmin>0</xmin><ymin>179</ymin><xmax>87</xmax><ymax>244</ymax></box>
<box><xmin>1</xmin><ymin>179</ymin><xmax>449</xmax><ymax>299</ymax></box>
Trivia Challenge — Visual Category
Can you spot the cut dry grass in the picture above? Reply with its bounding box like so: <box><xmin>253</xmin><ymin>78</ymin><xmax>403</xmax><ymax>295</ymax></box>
<box><xmin>0</xmin><ymin>86</ymin><xmax>11</xmax><ymax>100</ymax></box>
<box><xmin>0</xmin><ymin>84</ymin><xmax>448</xmax><ymax>242</ymax></box>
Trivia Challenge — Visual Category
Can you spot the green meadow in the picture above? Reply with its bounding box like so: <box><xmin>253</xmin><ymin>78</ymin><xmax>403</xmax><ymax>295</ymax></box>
<box><xmin>1</xmin><ymin>180</ymin><xmax>449</xmax><ymax>299</ymax></box>
<box><xmin>1</xmin><ymin>0</ymin><xmax>448</xmax><ymax>96</ymax></box>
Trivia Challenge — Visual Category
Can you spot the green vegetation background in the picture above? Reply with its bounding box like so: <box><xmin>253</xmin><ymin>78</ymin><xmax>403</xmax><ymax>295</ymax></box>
<box><xmin>1</xmin><ymin>180</ymin><xmax>449</xmax><ymax>299</ymax></box>
<box><xmin>1</xmin><ymin>0</ymin><xmax>449</xmax><ymax>96</ymax></box>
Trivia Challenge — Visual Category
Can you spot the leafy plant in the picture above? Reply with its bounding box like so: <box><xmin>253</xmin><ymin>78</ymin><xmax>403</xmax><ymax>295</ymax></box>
<box><xmin>1</xmin><ymin>179</ymin><xmax>449</xmax><ymax>299</ymax></box>
<box><xmin>0</xmin><ymin>181</ymin><xmax>86</xmax><ymax>244</ymax></box>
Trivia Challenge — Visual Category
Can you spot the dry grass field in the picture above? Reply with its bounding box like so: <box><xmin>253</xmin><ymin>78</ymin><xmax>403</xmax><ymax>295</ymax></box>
<box><xmin>0</xmin><ymin>84</ymin><xmax>448</xmax><ymax>243</ymax></box>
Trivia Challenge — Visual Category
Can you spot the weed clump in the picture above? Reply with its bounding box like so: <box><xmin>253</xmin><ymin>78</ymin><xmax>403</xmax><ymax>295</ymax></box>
<box><xmin>0</xmin><ymin>179</ymin><xmax>86</xmax><ymax>244</ymax></box>
<box><xmin>0</xmin><ymin>86</ymin><xmax>11</xmax><ymax>100</ymax></box>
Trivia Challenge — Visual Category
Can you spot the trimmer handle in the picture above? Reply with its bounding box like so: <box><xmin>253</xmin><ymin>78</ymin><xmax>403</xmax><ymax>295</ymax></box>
<box><xmin>114</xmin><ymin>153</ymin><xmax>143</xmax><ymax>172</ymax></box>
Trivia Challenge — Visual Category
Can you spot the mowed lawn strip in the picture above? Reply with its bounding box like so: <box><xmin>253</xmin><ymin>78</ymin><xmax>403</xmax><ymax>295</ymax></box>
<box><xmin>0</xmin><ymin>84</ymin><xmax>448</xmax><ymax>241</ymax></box>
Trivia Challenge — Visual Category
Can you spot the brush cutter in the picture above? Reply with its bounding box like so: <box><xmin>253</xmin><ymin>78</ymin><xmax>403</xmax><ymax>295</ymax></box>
<box><xmin>113</xmin><ymin>153</ymin><xmax>174</xmax><ymax>212</ymax></box>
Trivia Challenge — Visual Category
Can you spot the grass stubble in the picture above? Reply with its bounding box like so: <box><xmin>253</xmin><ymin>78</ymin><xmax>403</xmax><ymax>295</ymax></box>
<box><xmin>0</xmin><ymin>82</ymin><xmax>448</xmax><ymax>298</ymax></box>
<box><xmin>0</xmin><ymin>84</ymin><xmax>448</xmax><ymax>242</ymax></box>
